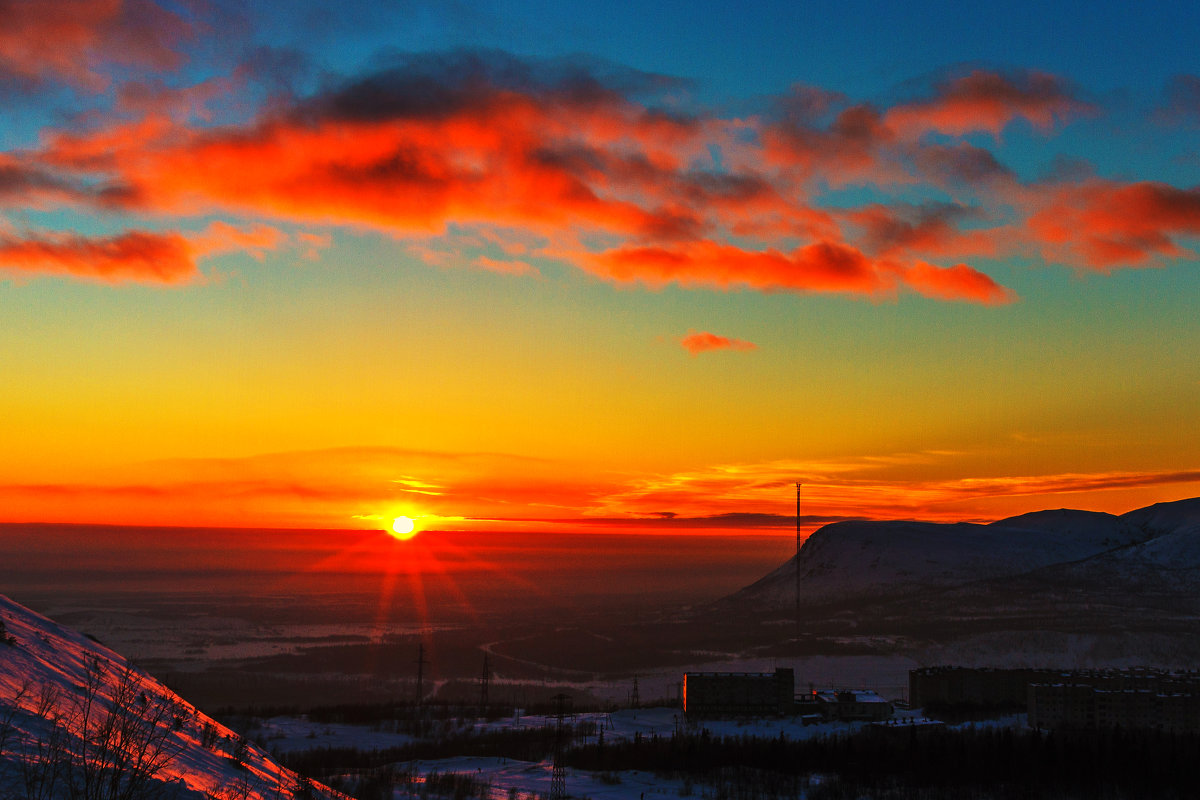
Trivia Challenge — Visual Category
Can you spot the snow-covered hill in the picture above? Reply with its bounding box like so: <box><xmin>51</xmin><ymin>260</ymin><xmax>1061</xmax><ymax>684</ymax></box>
<box><xmin>1033</xmin><ymin>500</ymin><xmax>1200</xmax><ymax>594</ymax></box>
<box><xmin>1119</xmin><ymin>497</ymin><xmax>1200</xmax><ymax>539</ymax></box>
<box><xmin>0</xmin><ymin>594</ymin><xmax>339</xmax><ymax>800</ymax></box>
<box><xmin>726</xmin><ymin>498</ymin><xmax>1199</xmax><ymax>610</ymax></box>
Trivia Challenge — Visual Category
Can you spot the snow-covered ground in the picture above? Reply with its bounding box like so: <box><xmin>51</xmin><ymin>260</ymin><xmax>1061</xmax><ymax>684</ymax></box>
<box><xmin>263</xmin><ymin>705</ymin><xmax>1008</xmax><ymax>754</ymax></box>
<box><xmin>401</xmin><ymin>756</ymin><xmax>691</xmax><ymax>800</ymax></box>
<box><xmin>1</xmin><ymin>592</ymin><xmax>1037</xmax><ymax>800</ymax></box>
<box><xmin>513</xmin><ymin>654</ymin><xmax>916</xmax><ymax>709</ymax></box>
<box><xmin>0</xmin><ymin>594</ymin><xmax>344</xmax><ymax>800</ymax></box>
<box><xmin>266</xmin><ymin>707</ymin><xmax>1028</xmax><ymax>800</ymax></box>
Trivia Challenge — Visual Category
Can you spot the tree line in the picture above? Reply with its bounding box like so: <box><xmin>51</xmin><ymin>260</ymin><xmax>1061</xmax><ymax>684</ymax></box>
<box><xmin>566</xmin><ymin>724</ymin><xmax>1200</xmax><ymax>799</ymax></box>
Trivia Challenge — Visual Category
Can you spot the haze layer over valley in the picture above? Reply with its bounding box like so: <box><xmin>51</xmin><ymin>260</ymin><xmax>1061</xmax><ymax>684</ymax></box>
<box><xmin>4</xmin><ymin>499</ymin><xmax>1198</xmax><ymax>713</ymax></box>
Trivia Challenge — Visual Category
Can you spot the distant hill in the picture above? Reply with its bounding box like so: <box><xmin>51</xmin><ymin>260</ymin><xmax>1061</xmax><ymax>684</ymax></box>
<box><xmin>724</xmin><ymin>498</ymin><xmax>1200</xmax><ymax>625</ymax></box>
<box><xmin>0</xmin><ymin>594</ymin><xmax>339</xmax><ymax>800</ymax></box>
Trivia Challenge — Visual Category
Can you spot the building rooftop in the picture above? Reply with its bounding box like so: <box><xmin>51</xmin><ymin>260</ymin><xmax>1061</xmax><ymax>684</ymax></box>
<box><xmin>685</xmin><ymin>671</ymin><xmax>780</xmax><ymax>678</ymax></box>
<box><xmin>816</xmin><ymin>690</ymin><xmax>890</xmax><ymax>704</ymax></box>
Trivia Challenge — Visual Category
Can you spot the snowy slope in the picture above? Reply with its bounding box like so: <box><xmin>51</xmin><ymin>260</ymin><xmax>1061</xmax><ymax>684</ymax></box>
<box><xmin>0</xmin><ymin>594</ymin><xmax>340</xmax><ymax>800</ymax></box>
<box><xmin>1119</xmin><ymin>497</ymin><xmax>1200</xmax><ymax>538</ymax></box>
<box><xmin>1039</xmin><ymin>501</ymin><xmax>1200</xmax><ymax>591</ymax></box>
<box><xmin>989</xmin><ymin>508</ymin><xmax>1145</xmax><ymax>546</ymax></box>
<box><xmin>726</xmin><ymin>498</ymin><xmax>1200</xmax><ymax>609</ymax></box>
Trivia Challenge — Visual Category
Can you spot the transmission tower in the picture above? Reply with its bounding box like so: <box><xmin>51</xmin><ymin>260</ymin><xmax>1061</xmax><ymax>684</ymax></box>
<box><xmin>415</xmin><ymin>642</ymin><xmax>428</xmax><ymax>706</ymax></box>
<box><xmin>795</xmin><ymin>482</ymin><xmax>803</xmax><ymax>639</ymax></box>
<box><xmin>479</xmin><ymin>651</ymin><xmax>491</xmax><ymax>710</ymax></box>
<box><xmin>550</xmin><ymin>692</ymin><xmax>570</xmax><ymax>800</ymax></box>
<box><xmin>630</xmin><ymin>675</ymin><xmax>640</xmax><ymax>709</ymax></box>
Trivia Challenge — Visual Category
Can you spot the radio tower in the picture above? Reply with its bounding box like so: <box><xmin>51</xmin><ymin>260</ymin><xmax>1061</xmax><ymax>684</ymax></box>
<box><xmin>795</xmin><ymin>482</ymin><xmax>803</xmax><ymax>639</ymax></box>
<box><xmin>550</xmin><ymin>693</ymin><xmax>570</xmax><ymax>800</ymax></box>
<box><xmin>479</xmin><ymin>652</ymin><xmax>491</xmax><ymax>710</ymax></box>
<box><xmin>416</xmin><ymin>642</ymin><xmax>428</xmax><ymax>707</ymax></box>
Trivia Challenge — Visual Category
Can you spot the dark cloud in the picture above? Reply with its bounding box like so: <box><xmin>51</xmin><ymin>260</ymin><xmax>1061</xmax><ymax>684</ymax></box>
<box><xmin>0</xmin><ymin>162</ymin><xmax>77</xmax><ymax>202</ymax></box>
<box><xmin>298</xmin><ymin>50</ymin><xmax>692</xmax><ymax>124</ymax></box>
<box><xmin>564</xmin><ymin>512</ymin><xmax>858</xmax><ymax>529</ymax></box>
<box><xmin>0</xmin><ymin>0</ymin><xmax>192</xmax><ymax>92</ymax></box>
<box><xmin>772</xmin><ymin>85</ymin><xmax>848</xmax><ymax>126</ymax></box>
<box><xmin>885</xmin><ymin>67</ymin><xmax>1093</xmax><ymax>136</ymax></box>
<box><xmin>1158</xmin><ymin>74</ymin><xmax>1200</xmax><ymax>125</ymax></box>
<box><xmin>852</xmin><ymin>202</ymin><xmax>991</xmax><ymax>258</ymax></box>
<box><xmin>913</xmin><ymin>142</ymin><xmax>1015</xmax><ymax>185</ymax></box>
<box><xmin>1037</xmin><ymin>155</ymin><xmax>1097</xmax><ymax>184</ymax></box>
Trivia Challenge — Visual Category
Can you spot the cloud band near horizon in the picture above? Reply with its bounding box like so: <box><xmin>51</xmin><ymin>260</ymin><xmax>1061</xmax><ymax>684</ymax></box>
<box><xmin>1</xmin><ymin>445</ymin><xmax>1197</xmax><ymax>532</ymax></box>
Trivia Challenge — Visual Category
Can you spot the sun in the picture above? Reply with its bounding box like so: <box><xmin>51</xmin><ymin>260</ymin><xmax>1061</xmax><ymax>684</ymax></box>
<box><xmin>389</xmin><ymin>516</ymin><xmax>418</xmax><ymax>540</ymax></box>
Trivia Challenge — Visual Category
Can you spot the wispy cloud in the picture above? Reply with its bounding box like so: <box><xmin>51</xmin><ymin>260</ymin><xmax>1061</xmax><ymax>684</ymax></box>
<box><xmin>1156</xmin><ymin>74</ymin><xmax>1200</xmax><ymax>126</ymax></box>
<box><xmin>0</xmin><ymin>222</ymin><xmax>314</xmax><ymax>284</ymax></box>
<box><xmin>587</xmin><ymin>458</ymin><xmax>1200</xmax><ymax>530</ymax></box>
<box><xmin>680</xmin><ymin>330</ymin><xmax>757</xmax><ymax>356</ymax></box>
<box><xmin>0</xmin><ymin>0</ymin><xmax>191</xmax><ymax>92</ymax></box>
<box><xmin>1026</xmin><ymin>180</ymin><xmax>1200</xmax><ymax>268</ymax></box>
<box><xmin>0</xmin><ymin>229</ymin><xmax>196</xmax><ymax>283</ymax></box>
<box><xmin>1</xmin><ymin>443</ymin><xmax>1197</xmax><ymax>531</ymax></box>
<box><xmin>883</xmin><ymin>69</ymin><xmax>1093</xmax><ymax>137</ymax></box>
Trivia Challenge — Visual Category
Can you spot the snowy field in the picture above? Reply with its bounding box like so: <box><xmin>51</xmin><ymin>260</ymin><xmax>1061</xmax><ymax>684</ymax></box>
<box><xmin>261</xmin><ymin>707</ymin><xmax>1029</xmax><ymax>800</ymax></box>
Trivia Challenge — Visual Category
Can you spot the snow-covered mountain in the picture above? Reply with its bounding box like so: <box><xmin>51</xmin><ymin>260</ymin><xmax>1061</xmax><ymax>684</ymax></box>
<box><xmin>726</xmin><ymin>497</ymin><xmax>1200</xmax><ymax>611</ymax></box>
<box><xmin>0</xmin><ymin>594</ymin><xmax>339</xmax><ymax>800</ymax></box>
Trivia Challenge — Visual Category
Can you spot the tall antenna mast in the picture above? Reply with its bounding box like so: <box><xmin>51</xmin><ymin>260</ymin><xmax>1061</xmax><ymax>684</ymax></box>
<box><xmin>550</xmin><ymin>693</ymin><xmax>570</xmax><ymax>800</ymax></box>
<box><xmin>795</xmin><ymin>482</ymin><xmax>802</xmax><ymax>639</ymax></box>
<box><xmin>416</xmin><ymin>642</ymin><xmax>428</xmax><ymax>707</ymax></box>
<box><xmin>480</xmin><ymin>651</ymin><xmax>491</xmax><ymax>710</ymax></box>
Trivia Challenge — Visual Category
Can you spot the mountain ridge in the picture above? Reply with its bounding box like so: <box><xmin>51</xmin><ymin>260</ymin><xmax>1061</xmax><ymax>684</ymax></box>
<box><xmin>726</xmin><ymin>497</ymin><xmax>1200</xmax><ymax>612</ymax></box>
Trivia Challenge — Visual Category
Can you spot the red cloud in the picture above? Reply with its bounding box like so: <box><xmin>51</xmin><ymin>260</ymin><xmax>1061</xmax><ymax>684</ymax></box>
<box><xmin>585</xmin><ymin>239</ymin><xmax>888</xmax><ymax>294</ymax></box>
<box><xmin>25</xmin><ymin>54</ymin><xmax>1027</xmax><ymax>302</ymax></box>
<box><xmin>0</xmin><ymin>0</ymin><xmax>189</xmax><ymax>91</ymax></box>
<box><xmin>885</xmin><ymin>70</ymin><xmax>1092</xmax><ymax>138</ymax></box>
<box><xmin>187</xmin><ymin>221</ymin><xmax>287</xmax><ymax>260</ymax></box>
<box><xmin>902</xmin><ymin>261</ymin><xmax>1016</xmax><ymax>305</ymax></box>
<box><xmin>582</xmin><ymin>238</ymin><xmax>1013</xmax><ymax>304</ymax></box>
<box><xmin>1027</xmin><ymin>180</ymin><xmax>1200</xmax><ymax>268</ymax></box>
<box><xmin>0</xmin><ymin>229</ymin><xmax>196</xmax><ymax>283</ymax></box>
<box><xmin>680</xmin><ymin>330</ymin><xmax>757</xmax><ymax>356</ymax></box>
<box><xmin>0</xmin><ymin>222</ymin><xmax>290</xmax><ymax>283</ymax></box>
<box><xmin>63</xmin><ymin>102</ymin><xmax>695</xmax><ymax>242</ymax></box>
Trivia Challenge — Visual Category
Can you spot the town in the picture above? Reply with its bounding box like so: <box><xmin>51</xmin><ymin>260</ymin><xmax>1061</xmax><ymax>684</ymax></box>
<box><xmin>682</xmin><ymin>665</ymin><xmax>1200</xmax><ymax>733</ymax></box>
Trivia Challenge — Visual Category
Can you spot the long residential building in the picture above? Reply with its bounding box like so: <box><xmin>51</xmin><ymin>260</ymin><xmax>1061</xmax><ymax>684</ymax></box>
<box><xmin>683</xmin><ymin>668</ymin><xmax>795</xmax><ymax>717</ymax></box>
<box><xmin>911</xmin><ymin>666</ymin><xmax>1200</xmax><ymax>732</ymax></box>
<box><xmin>1029</xmin><ymin>676</ymin><xmax>1200</xmax><ymax>732</ymax></box>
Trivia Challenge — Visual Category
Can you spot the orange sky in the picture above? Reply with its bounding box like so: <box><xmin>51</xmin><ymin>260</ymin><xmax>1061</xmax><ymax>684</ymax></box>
<box><xmin>1</xmin><ymin>2</ymin><xmax>1198</xmax><ymax>537</ymax></box>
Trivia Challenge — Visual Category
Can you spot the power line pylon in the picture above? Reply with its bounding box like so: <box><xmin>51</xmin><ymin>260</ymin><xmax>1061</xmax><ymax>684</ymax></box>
<box><xmin>550</xmin><ymin>692</ymin><xmax>570</xmax><ymax>800</ymax></box>
<box><xmin>479</xmin><ymin>651</ymin><xmax>491</xmax><ymax>710</ymax></box>
<box><xmin>415</xmin><ymin>642</ymin><xmax>428</xmax><ymax>707</ymax></box>
<box><xmin>795</xmin><ymin>482</ymin><xmax>803</xmax><ymax>640</ymax></box>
